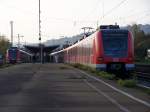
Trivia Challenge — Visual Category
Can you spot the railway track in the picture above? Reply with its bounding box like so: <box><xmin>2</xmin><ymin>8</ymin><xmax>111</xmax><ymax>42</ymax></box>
<box><xmin>135</xmin><ymin>64</ymin><xmax>150</xmax><ymax>88</ymax></box>
<box><xmin>136</xmin><ymin>72</ymin><xmax>150</xmax><ymax>81</ymax></box>
<box><xmin>135</xmin><ymin>64</ymin><xmax>150</xmax><ymax>73</ymax></box>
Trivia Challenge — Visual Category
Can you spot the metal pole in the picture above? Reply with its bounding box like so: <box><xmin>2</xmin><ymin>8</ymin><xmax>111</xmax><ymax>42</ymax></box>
<box><xmin>10</xmin><ymin>21</ymin><xmax>13</xmax><ymax>47</ymax></box>
<box><xmin>102</xmin><ymin>1</ymin><xmax>104</xmax><ymax>19</ymax></box>
<box><xmin>39</xmin><ymin>0</ymin><xmax>42</xmax><ymax>63</ymax></box>
<box><xmin>96</xmin><ymin>20</ymin><xmax>99</xmax><ymax>29</ymax></box>
<box><xmin>18</xmin><ymin>34</ymin><xmax>20</xmax><ymax>49</ymax></box>
<box><xmin>17</xmin><ymin>34</ymin><xmax>23</xmax><ymax>49</ymax></box>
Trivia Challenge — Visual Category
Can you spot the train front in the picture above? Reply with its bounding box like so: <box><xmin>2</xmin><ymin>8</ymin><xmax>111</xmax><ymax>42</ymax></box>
<box><xmin>97</xmin><ymin>27</ymin><xmax>134</xmax><ymax>73</ymax></box>
<box><xmin>6</xmin><ymin>47</ymin><xmax>18</xmax><ymax>63</ymax></box>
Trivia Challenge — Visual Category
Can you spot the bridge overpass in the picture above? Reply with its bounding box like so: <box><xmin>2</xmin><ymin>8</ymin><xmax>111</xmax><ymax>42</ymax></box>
<box><xmin>24</xmin><ymin>45</ymin><xmax>59</xmax><ymax>63</ymax></box>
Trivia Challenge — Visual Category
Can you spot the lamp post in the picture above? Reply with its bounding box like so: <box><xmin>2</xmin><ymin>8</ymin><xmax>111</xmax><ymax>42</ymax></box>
<box><xmin>17</xmin><ymin>34</ymin><xmax>24</xmax><ymax>49</ymax></box>
<box><xmin>10</xmin><ymin>21</ymin><xmax>13</xmax><ymax>47</ymax></box>
<box><xmin>39</xmin><ymin>0</ymin><xmax>43</xmax><ymax>63</ymax></box>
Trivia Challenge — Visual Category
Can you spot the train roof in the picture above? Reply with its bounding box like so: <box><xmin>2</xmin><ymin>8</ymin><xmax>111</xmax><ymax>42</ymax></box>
<box><xmin>98</xmin><ymin>25</ymin><xmax>129</xmax><ymax>33</ymax></box>
<box><xmin>7</xmin><ymin>47</ymin><xmax>33</xmax><ymax>56</ymax></box>
<box><xmin>19</xmin><ymin>49</ymin><xmax>33</xmax><ymax>56</ymax></box>
<box><xmin>8</xmin><ymin>47</ymin><xmax>18</xmax><ymax>50</ymax></box>
<box><xmin>100</xmin><ymin>29</ymin><xmax>129</xmax><ymax>33</ymax></box>
<box><xmin>50</xmin><ymin>25</ymin><xmax>130</xmax><ymax>55</ymax></box>
<box><xmin>50</xmin><ymin>49</ymin><xmax>64</xmax><ymax>56</ymax></box>
<box><xmin>99</xmin><ymin>25</ymin><xmax>120</xmax><ymax>29</ymax></box>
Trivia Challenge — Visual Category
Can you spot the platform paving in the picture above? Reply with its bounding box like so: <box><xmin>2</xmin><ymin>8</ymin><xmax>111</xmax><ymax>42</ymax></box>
<box><xmin>0</xmin><ymin>63</ymin><xmax>149</xmax><ymax>112</ymax></box>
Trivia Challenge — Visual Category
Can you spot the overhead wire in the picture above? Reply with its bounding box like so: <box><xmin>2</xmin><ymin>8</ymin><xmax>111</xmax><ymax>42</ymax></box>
<box><xmin>1</xmin><ymin>0</ymin><xmax>149</xmax><ymax>38</ymax></box>
<box><xmin>82</xmin><ymin>0</ymin><xmax>103</xmax><ymax>20</ymax></box>
<box><xmin>116</xmin><ymin>10</ymin><xmax>150</xmax><ymax>25</ymax></box>
<box><xmin>79</xmin><ymin>0</ymin><xmax>128</xmax><ymax>27</ymax></box>
<box><xmin>102</xmin><ymin>0</ymin><xmax>127</xmax><ymax>18</ymax></box>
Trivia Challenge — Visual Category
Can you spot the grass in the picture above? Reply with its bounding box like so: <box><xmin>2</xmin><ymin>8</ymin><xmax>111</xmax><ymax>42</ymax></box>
<box><xmin>117</xmin><ymin>79</ymin><xmax>137</xmax><ymax>88</ymax></box>
<box><xmin>70</xmin><ymin>63</ymin><xmax>116</xmax><ymax>80</ymax></box>
<box><xmin>145</xmin><ymin>89</ymin><xmax>150</xmax><ymax>95</ymax></box>
<box><xmin>135</xmin><ymin>58</ymin><xmax>150</xmax><ymax>65</ymax></box>
<box><xmin>97</xmin><ymin>71</ymin><xmax>116</xmax><ymax>80</ymax></box>
<box><xmin>69</xmin><ymin>63</ymin><xmax>150</xmax><ymax>95</ymax></box>
<box><xmin>135</xmin><ymin>86</ymin><xmax>150</xmax><ymax>95</ymax></box>
<box><xmin>59</xmin><ymin>66</ymin><xmax>69</xmax><ymax>69</ymax></box>
<box><xmin>0</xmin><ymin>64</ymin><xmax>12</xmax><ymax>69</ymax></box>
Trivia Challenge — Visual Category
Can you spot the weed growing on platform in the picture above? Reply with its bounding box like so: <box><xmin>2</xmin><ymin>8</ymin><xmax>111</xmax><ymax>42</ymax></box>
<box><xmin>117</xmin><ymin>79</ymin><xmax>137</xmax><ymax>88</ymax></box>
<box><xmin>0</xmin><ymin>64</ymin><xmax>12</xmax><ymax>69</ymax></box>
<box><xmin>137</xmin><ymin>86</ymin><xmax>150</xmax><ymax>95</ymax></box>
<box><xmin>97</xmin><ymin>72</ymin><xmax>115</xmax><ymax>80</ymax></box>
<box><xmin>71</xmin><ymin>63</ymin><xmax>115</xmax><ymax>80</ymax></box>
<box><xmin>145</xmin><ymin>89</ymin><xmax>150</xmax><ymax>95</ymax></box>
<box><xmin>59</xmin><ymin>66</ymin><xmax>69</xmax><ymax>69</ymax></box>
<box><xmin>71</xmin><ymin>63</ymin><xmax>82</xmax><ymax>68</ymax></box>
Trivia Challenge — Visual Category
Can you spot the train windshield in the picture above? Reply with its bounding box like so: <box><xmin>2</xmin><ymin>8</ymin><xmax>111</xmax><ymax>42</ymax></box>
<box><xmin>8</xmin><ymin>49</ymin><xmax>17</xmax><ymax>59</ymax></box>
<box><xmin>102</xmin><ymin>30</ymin><xmax>128</xmax><ymax>57</ymax></box>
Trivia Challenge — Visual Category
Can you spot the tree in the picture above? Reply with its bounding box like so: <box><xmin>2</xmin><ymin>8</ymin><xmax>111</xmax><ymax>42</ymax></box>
<box><xmin>128</xmin><ymin>24</ymin><xmax>150</xmax><ymax>60</ymax></box>
<box><xmin>0</xmin><ymin>35</ymin><xmax>10</xmax><ymax>58</ymax></box>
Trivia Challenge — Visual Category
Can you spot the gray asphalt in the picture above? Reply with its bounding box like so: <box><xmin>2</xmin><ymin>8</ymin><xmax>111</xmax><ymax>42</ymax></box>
<box><xmin>0</xmin><ymin>63</ymin><xmax>149</xmax><ymax>112</ymax></box>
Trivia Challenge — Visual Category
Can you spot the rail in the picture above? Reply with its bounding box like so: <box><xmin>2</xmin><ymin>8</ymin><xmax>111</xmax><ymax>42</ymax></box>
<box><xmin>135</xmin><ymin>64</ymin><xmax>150</xmax><ymax>88</ymax></box>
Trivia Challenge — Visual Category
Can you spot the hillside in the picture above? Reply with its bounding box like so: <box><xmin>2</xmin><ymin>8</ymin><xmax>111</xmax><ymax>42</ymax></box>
<box><xmin>44</xmin><ymin>24</ymin><xmax>150</xmax><ymax>46</ymax></box>
<box><xmin>44</xmin><ymin>33</ymin><xmax>85</xmax><ymax>46</ymax></box>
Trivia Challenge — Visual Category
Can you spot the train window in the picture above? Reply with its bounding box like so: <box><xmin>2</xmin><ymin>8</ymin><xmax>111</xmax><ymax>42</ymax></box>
<box><xmin>102</xmin><ymin>30</ymin><xmax>128</xmax><ymax>57</ymax></box>
<box><xmin>8</xmin><ymin>49</ymin><xmax>17</xmax><ymax>59</ymax></box>
<box><xmin>0</xmin><ymin>55</ymin><xmax>2</xmax><ymax>59</ymax></box>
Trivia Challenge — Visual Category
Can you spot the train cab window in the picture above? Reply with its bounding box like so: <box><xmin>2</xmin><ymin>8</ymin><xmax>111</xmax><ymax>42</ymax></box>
<box><xmin>102</xmin><ymin>30</ymin><xmax>128</xmax><ymax>57</ymax></box>
<box><xmin>8</xmin><ymin>49</ymin><xmax>17</xmax><ymax>58</ymax></box>
<box><xmin>0</xmin><ymin>55</ymin><xmax>2</xmax><ymax>59</ymax></box>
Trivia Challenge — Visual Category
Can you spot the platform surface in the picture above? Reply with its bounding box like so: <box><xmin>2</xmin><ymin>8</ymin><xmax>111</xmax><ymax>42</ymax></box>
<box><xmin>0</xmin><ymin>63</ymin><xmax>149</xmax><ymax>112</ymax></box>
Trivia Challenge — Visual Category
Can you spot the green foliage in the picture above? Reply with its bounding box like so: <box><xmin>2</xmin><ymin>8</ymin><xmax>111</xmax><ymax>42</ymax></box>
<box><xmin>71</xmin><ymin>63</ymin><xmax>115</xmax><ymax>80</ymax></box>
<box><xmin>128</xmin><ymin>24</ymin><xmax>150</xmax><ymax>61</ymax></box>
<box><xmin>88</xmin><ymin>67</ymin><xmax>97</xmax><ymax>73</ymax></box>
<box><xmin>117</xmin><ymin>79</ymin><xmax>137</xmax><ymax>88</ymax></box>
<box><xmin>136</xmin><ymin>58</ymin><xmax>150</xmax><ymax>64</ymax></box>
<box><xmin>0</xmin><ymin>64</ymin><xmax>12</xmax><ymax>68</ymax></box>
<box><xmin>0</xmin><ymin>35</ymin><xmax>10</xmax><ymax>58</ymax></box>
<box><xmin>145</xmin><ymin>89</ymin><xmax>150</xmax><ymax>95</ymax></box>
<box><xmin>97</xmin><ymin>71</ymin><xmax>115</xmax><ymax>80</ymax></box>
<box><xmin>72</xmin><ymin>63</ymin><xmax>82</xmax><ymax>68</ymax></box>
<box><xmin>59</xmin><ymin>66</ymin><xmax>69</xmax><ymax>69</ymax></box>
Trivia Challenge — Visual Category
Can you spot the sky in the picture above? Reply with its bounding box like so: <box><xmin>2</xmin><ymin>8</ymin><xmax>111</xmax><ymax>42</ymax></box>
<box><xmin>0</xmin><ymin>0</ymin><xmax>150</xmax><ymax>44</ymax></box>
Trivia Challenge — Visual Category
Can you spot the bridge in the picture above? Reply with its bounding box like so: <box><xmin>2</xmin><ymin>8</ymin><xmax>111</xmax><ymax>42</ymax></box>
<box><xmin>24</xmin><ymin>45</ymin><xmax>59</xmax><ymax>62</ymax></box>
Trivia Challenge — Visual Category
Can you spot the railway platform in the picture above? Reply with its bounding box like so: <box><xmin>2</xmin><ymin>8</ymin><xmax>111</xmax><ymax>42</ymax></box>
<box><xmin>0</xmin><ymin>63</ymin><xmax>149</xmax><ymax>112</ymax></box>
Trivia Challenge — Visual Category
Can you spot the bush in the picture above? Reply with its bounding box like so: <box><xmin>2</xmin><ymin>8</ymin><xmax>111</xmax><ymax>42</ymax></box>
<box><xmin>88</xmin><ymin>68</ymin><xmax>97</xmax><ymax>73</ymax></box>
<box><xmin>72</xmin><ymin>63</ymin><xmax>82</xmax><ymax>68</ymax></box>
<box><xmin>97</xmin><ymin>71</ymin><xmax>115</xmax><ymax>80</ymax></box>
<box><xmin>59</xmin><ymin>66</ymin><xmax>69</xmax><ymax>69</ymax></box>
<box><xmin>117</xmin><ymin>79</ymin><xmax>137</xmax><ymax>88</ymax></box>
<box><xmin>145</xmin><ymin>89</ymin><xmax>150</xmax><ymax>95</ymax></box>
<box><xmin>80</xmin><ymin>65</ymin><xmax>88</xmax><ymax>70</ymax></box>
<box><xmin>71</xmin><ymin>64</ymin><xmax>115</xmax><ymax>80</ymax></box>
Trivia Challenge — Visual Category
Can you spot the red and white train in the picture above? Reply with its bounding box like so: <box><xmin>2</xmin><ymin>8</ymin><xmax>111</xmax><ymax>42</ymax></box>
<box><xmin>6</xmin><ymin>47</ymin><xmax>33</xmax><ymax>63</ymax></box>
<box><xmin>50</xmin><ymin>25</ymin><xmax>134</xmax><ymax>72</ymax></box>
